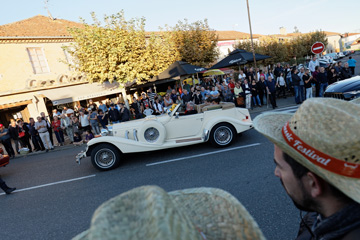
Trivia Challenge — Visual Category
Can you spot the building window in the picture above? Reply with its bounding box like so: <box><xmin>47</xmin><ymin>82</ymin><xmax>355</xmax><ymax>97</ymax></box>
<box><xmin>27</xmin><ymin>47</ymin><xmax>50</xmax><ymax>74</ymax></box>
<box><xmin>63</xmin><ymin>49</ymin><xmax>75</xmax><ymax>71</ymax></box>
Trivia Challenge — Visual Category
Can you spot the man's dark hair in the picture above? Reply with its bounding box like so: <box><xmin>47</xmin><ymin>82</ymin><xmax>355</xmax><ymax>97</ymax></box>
<box><xmin>283</xmin><ymin>152</ymin><xmax>353</xmax><ymax>202</ymax></box>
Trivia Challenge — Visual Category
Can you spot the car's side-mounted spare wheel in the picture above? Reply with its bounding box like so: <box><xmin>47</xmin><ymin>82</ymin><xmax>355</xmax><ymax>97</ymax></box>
<box><xmin>91</xmin><ymin>143</ymin><xmax>121</xmax><ymax>171</ymax></box>
<box><xmin>209</xmin><ymin>123</ymin><xmax>236</xmax><ymax>148</ymax></box>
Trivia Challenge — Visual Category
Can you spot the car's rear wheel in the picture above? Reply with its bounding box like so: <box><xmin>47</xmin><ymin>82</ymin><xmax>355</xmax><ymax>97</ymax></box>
<box><xmin>91</xmin><ymin>144</ymin><xmax>121</xmax><ymax>171</ymax></box>
<box><xmin>209</xmin><ymin>123</ymin><xmax>236</xmax><ymax>147</ymax></box>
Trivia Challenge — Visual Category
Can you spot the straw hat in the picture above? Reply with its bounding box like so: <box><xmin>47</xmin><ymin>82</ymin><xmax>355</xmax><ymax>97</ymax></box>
<box><xmin>73</xmin><ymin>185</ymin><xmax>265</xmax><ymax>240</ymax></box>
<box><xmin>254</xmin><ymin>98</ymin><xmax>360</xmax><ymax>203</ymax></box>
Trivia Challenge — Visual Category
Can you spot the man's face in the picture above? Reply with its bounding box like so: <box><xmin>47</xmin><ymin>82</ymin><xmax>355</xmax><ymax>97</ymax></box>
<box><xmin>274</xmin><ymin>145</ymin><xmax>315</xmax><ymax>212</ymax></box>
<box><xmin>37</xmin><ymin>117</ymin><xmax>42</xmax><ymax>122</ymax></box>
<box><xmin>172</xmin><ymin>89</ymin><xmax>176</xmax><ymax>94</ymax></box>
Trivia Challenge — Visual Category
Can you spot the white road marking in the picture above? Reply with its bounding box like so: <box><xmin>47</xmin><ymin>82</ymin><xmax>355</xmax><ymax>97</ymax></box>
<box><xmin>146</xmin><ymin>143</ymin><xmax>261</xmax><ymax>166</ymax></box>
<box><xmin>0</xmin><ymin>174</ymin><xmax>96</xmax><ymax>196</ymax></box>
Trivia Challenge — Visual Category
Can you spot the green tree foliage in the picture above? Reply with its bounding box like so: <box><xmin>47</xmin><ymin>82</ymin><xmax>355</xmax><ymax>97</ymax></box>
<box><xmin>167</xmin><ymin>19</ymin><xmax>219</xmax><ymax>67</ymax></box>
<box><xmin>233</xmin><ymin>31</ymin><xmax>328</xmax><ymax>64</ymax></box>
<box><xmin>65</xmin><ymin>11</ymin><xmax>178</xmax><ymax>84</ymax></box>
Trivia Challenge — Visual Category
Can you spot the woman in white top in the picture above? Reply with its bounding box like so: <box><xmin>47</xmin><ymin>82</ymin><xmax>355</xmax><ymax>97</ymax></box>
<box><xmin>79</xmin><ymin>111</ymin><xmax>90</xmax><ymax>133</ymax></box>
<box><xmin>153</xmin><ymin>97</ymin><xmax>163</xmax><ymax>115</ymax></box>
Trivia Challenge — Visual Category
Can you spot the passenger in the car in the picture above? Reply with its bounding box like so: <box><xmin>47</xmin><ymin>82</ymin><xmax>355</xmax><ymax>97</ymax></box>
<box><xmin>184</xmin><ymin>102</ymin><xmax>198</xmax><ymax>115</ymax></box>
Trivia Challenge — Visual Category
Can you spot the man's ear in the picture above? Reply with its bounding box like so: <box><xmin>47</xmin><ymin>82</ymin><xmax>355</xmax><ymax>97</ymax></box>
<box><xmin>303</xmin><ymin>172</ymin><xmax>324</xmax><ymax>198</ymax></box>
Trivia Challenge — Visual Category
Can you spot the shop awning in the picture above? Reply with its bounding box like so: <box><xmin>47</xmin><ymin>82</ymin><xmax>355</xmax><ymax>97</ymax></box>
<box><xmin>39</xmin><ymin>81</ymin><xmax>122</xmax><ymax>105</ymax></box>
<box><xmin>0</xmin><ymin>93</ymin><xmax>34</xmax><ymax>110</ymax></box>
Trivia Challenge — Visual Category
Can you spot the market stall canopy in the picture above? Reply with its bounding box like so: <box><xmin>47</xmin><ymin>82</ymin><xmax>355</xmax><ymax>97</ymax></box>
<box><xmin>151</xmin><ymin>61</ymin><xmax>207</xmax><ymax>81</ymax></box>
<box><xmin>210</xmin><ymin>49</ymin><xmax>271</xmax><ymax>69</ymax></box>
<box><xmin>38</xmin><ymin>81</ymin><xmax>122</xmax><ymax>105</ymax></box>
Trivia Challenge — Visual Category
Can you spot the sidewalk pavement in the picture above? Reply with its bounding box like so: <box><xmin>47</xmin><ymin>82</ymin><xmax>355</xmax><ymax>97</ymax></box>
<box><xmin>249</xmin><ymin>94</ymin><xmax>297</xmax><ymax>114</ymax></box>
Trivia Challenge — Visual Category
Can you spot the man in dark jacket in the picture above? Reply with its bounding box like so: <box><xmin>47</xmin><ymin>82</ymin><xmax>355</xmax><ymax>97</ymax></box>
<box><xmin>266</xmin><ymin>76</ymin><xmax>277</xmax><ymax>109</ymax></box>
<box><xmin>274</xmin><ymin>63</ymin><xmax>283</xmax><ymax>78</ymax></box>
<box><xmin>291</xmin><ymin>69</ymin><xmax>302</xmax><ymax>104</ymax></box>
<box><xmin>130</xmin><ymin>97</ymin><xmax>142</xmax><ymax>119</ymax></box>
<box><xmin>108</xmin><ymin>104</ymin><xmax>121</xmax><ymax>124</ymax></box>
<box><xmin>0</xmin><ymin>124</ymin><xmax>15</xmax><ymax>158</ymax></box>
<box><xmin>8</xmin><ymin>120</ymin><xmax>20</xmax><ymax>154</ymax></box>
<box><xmin>317</xmin><ymin>67</ymin><xmax>328</xmax><ymax>97</ymax></box>
<box><xmin>29</xmin><ymin>118</ymin><xmax>45</xmax><ymax>151</ymax></box>
<box><xmin>119</xmin><ymin>103</ymin><xmax>130</xmax><ymax>122</ymax></box>
<box><xmin>340</xmin><ymin>63</ymin><xmax>352</xmax><ymax>80</ymax></box>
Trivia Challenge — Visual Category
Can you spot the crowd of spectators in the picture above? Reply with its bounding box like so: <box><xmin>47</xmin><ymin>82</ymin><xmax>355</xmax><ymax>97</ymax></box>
<box><xmin>0</xmin><ymin>55</ymin><xmax>357</xmax><ymax>157</ymax></box>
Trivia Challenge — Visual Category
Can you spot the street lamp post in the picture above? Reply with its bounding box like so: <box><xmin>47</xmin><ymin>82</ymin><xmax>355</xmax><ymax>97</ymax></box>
<box><xmin>246</xmin><ymin>0</ymin><xmax>258</xmax><ymax>81</ymax></box>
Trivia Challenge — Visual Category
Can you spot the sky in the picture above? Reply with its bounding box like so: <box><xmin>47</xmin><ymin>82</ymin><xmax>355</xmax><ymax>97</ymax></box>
<box><xmin>1</xmin><ymin>0</ymin><xmax>360</xmax><ymax>35</ymax></box>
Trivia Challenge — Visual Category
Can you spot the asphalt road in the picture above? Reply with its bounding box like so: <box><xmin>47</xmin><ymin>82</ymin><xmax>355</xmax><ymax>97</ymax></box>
<box><xmin>0</xmin><ymin>105</ymin><xmax>302</xmax><ymax>240</ymax></box>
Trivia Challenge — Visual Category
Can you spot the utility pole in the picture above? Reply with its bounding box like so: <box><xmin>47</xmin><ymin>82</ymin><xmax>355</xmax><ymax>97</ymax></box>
<box><xmin>246</xmin><ymin>0</ymin><xmax>258</xmax><ymax>81</ymax></box>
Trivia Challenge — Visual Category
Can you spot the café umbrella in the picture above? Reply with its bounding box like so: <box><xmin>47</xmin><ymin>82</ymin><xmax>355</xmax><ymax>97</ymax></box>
<box><xmin>203</xmin><ymin>69</ymin><xmax>225</xmax><ymax>76</ymax></box>
<box><xmin>210</xmin><ymin>49</ymin><xmax>271</xmax><ymax>69</ymax></box>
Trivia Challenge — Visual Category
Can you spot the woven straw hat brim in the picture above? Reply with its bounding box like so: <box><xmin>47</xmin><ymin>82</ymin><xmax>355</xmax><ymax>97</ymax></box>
<box><xmin>169</xmin><ymin>188</ymin><xmax>266</xmax><ymax>240</ymax></box>
<box><xmin>351</xmin><ymin>97</ymin><xmax>360</xmax><ymax>104</ymax></box>
<box><xmin>73</xmin><ymin>186</ymin><xmax>265</xmax><ymax>240</ymax></box>
<box><xmin>253</xmin><ymin>112</ymin><xmax>360</xmax><ymax>203</ymax></box>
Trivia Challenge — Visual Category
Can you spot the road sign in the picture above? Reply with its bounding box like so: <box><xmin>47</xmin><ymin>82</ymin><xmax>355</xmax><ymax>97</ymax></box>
<box><xmin>311</xmin><ymin>42</ymin><xmax>325</xmax><ymax>55</ymax></box>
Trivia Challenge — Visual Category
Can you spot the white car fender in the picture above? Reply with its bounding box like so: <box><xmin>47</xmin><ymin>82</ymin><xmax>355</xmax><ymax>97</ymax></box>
<box><xmin>204</xmin><ymin>116</ymin><xmax>252</xmax><ymax>134</ymax></box>
<box><xmin>138</xmin><ymin>120</ymin><xmax>166</xmax><ymax>145</ymax></box>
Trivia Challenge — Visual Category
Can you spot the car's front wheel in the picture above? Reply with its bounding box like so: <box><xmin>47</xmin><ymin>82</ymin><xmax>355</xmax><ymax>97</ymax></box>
<box><xmin>91</xmin><ymin>144</ymin><xmax>121</xmax><ymax>171</ymax></box>
<box><xmin>209</xmin><ymin>123</ymin><xmax>236</xmax><ymax>147</ymax></box>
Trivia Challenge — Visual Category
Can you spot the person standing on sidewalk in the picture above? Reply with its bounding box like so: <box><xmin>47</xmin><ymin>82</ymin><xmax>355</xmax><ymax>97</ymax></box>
<box><xmin>60</xmin><ymin>114</ymin><xmax>74</xmax><ymax>144</ymax></box>
<box><xmin>347</xmin><ymin>56</ymin><xmax>357</xmax><ymax>76</ymax></box>
<box><xmin>266</xmin><ymin>76</ymin><xmax>277</xmax><ymax>109</ymax></box>
<box><xmin>8</xmin><ymin>120</ymin><xmax>21</xmax><ymax>154</ymax></box>
<box><xmin>308</xmin><ymin>55</ymin><xmax>319</xmax><ymax>74</ymax></box>
<box><xmin>276</xmin><ymin>72</ymin><xmax>286</xmax><ymax>99</ymax></box>
<box><xmin>52</xmin><ymin>116</ymin><xmax>64</xmax><ymax>146</ymax></box>
<box><xmin>40</xmin><ymin>112</ymin><xmax>54</xmax><ymax>146</ymax></box>
<box><xmin>17</xmin><ymin>119</ymin><xmax>32</xmax><ymax>153</ymax></box>
<box><xmin>303</xmin><ymin>69</ymin><xmax>314</xmax><ymax>100</ymax></box>
<box><xmin>0</xmin><ymin>124</ymin><xmax>15</xmax><ymax>158</ymax></box>
<box><xmin>35</xmin><ymin>116</ymin><xmax>53</xmax><ymax>152</ymax></box>
<box><xmin>88</xmin><ymin>108</ymin><xmax>100</xmax><ymax>135</ymax></box>
<box><xmin>318</xmin><ymin>67</ymin><xmax>328</xmax><ymax>97</ymax></box>
<box><xmin>291</xmin><ymin>69</ymin><xmax>302</xmax><ymax>104</ymax></box>
<box><xmin>28</xmin><ymin>118</ymin><xmax>45</xmax><ymax>151</ymax></box>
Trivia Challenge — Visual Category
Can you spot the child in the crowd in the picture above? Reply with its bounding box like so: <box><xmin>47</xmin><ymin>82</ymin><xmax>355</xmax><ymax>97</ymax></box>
<box><xmin>85</xmin><ymin>130</ymin><xmax>94</xmax><ymax>143</ymax></box>
<box><xmin>73</xmin><ymin>132</ymin><xmax>83</xmax><ymax>145</ymax></box>
<box><xmin>143</xmin><ymin>105</ymin><xmax>154</xmax><ymax>117</ymax></box>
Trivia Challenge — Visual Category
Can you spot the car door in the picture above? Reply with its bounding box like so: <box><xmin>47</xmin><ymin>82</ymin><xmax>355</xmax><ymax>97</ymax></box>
<box><xmin>164</xmin><ymin>113</ymin><xmax>204</xmax><ymax>139</ymax></box>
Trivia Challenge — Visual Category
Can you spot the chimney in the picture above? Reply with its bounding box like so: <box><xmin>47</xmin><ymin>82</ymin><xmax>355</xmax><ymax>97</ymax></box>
<box><xmin>280</xmin><ymin>27</ymin><xmax>287</xmax><ymax>36</ymax></box>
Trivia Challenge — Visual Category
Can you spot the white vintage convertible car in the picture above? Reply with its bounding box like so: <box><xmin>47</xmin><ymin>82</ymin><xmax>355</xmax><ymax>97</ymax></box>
<box><xmin>76</xmin><ymin>103</ymin><xmax>253</xmax><ymax>171</ymax></box>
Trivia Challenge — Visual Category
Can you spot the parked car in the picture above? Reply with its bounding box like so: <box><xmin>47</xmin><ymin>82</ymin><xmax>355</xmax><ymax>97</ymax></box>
<box><xmin>325</xmin><ymin>53</ymin><xmax>339</xmax><ymax>60</ymax></box>
<box><xmin>324</xmin><ymin>76</ymin><xmax>360</xmax><ymax>100</ymax></box>
<box><xmin>337</xmin><ymin>52</ymin><xmax>345</xmax><ymax>58</ymax></box>
<box><xmin>76</xmin><ymin>103</ymin><xmax>253</xmax><ymax>171</ymax></box>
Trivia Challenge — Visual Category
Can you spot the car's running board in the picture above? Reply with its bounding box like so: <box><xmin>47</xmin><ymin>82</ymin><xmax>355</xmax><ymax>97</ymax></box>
<box><xmin>176</xmin><ymin>137</ymin><xmax>202</xmax><ymax>143</ymax></box>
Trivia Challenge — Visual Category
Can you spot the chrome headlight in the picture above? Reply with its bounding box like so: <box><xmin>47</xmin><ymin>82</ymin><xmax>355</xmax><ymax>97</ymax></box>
<box><xmin>100</xmin><ymin>128</ymin><xmax>110</xmax><ymax>137</ymax></box>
